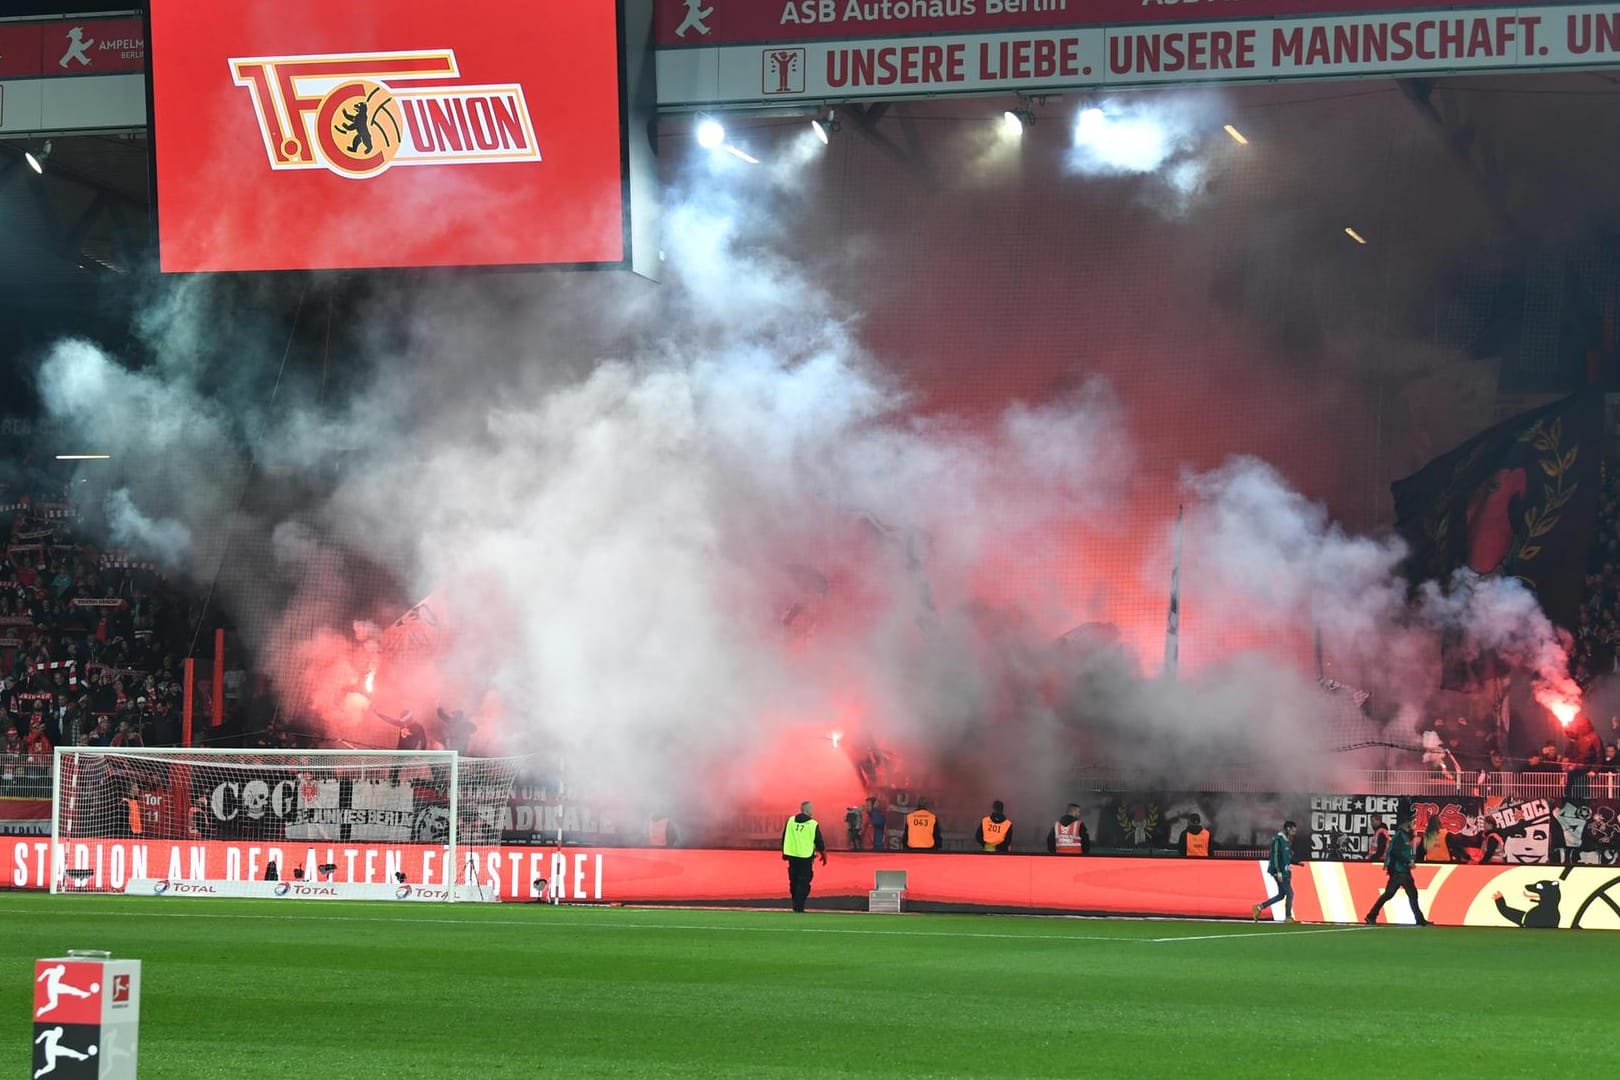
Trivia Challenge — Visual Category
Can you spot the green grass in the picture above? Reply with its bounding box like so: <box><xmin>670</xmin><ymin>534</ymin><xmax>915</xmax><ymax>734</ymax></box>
<box><xmin>1</xmin><ymin>895</ymin><xmax>1614</xmax><ymax>1078</ymax></box>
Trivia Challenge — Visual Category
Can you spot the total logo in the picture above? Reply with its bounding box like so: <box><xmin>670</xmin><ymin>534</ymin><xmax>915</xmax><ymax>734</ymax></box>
<box><xmin>273</xmin><ymin>881</ymin><xmax>292</xmax><ymax>896</ymax></box>
<box><xmin>229</xmin><ymin>49</ymin><xmax>543</xmax><ymax>180</ymax></box>
<box><xmin>394</xmin><ymin>885</ymin><xmax>451</xmax><ymax>901</ymax></box>
<box><xmin>152</xmin><ymin>880</ymin><xmax>217</xmax><ymax>896</ymax></box>
<box><xmin>285</xmin><ymin>884</ymin><xmax>339</xmax><ymax>898</ymax></box>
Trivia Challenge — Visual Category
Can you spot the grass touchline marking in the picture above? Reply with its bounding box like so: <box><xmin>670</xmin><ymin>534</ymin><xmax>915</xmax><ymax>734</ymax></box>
<box><xmin>0</xmin><ymin>904</ymin><xmax>1381</xmax><ymax>945</ymax></box>
<box><xmin>1152</xmin><ymin>926</ymin><xmax>1374</xmax><ymax>943</ymax></box>
<box><xmin>0</xmin><ymin>905</ymin><xmax>1140</xmax><ymax>942</ymax></box>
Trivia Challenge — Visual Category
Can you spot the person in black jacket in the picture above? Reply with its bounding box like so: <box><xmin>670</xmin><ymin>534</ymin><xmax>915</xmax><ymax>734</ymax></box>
<box><xmin>1045</xmin><ymin>804</ymin><xmax>1091</xmax><ymax>855</ymax></box>
<box><xmin>1364</xmin><ymin>819</ymin><xmax>1431</xmax><ymax>926</ymax></box>
<box><xmin>781</xmin><ymin>801</ymin><xmax>827</xmax><ymax>913</ymax></box>
<box><xmin>975</xmin><ymin>801</ymin><xmax>1013</xmax><ymax>853</ymax></box>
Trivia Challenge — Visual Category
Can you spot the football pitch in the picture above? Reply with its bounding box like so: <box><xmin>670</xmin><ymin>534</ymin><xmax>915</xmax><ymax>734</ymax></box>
<box><xmin>3</xmin><ymin>895</ymin><xmax>1614</xmax><ymax>1078</ymax></box>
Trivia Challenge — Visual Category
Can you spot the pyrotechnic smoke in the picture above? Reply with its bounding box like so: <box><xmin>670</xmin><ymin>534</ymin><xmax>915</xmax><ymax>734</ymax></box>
<box><xmin>1181</xmin><ymin>458</ymin><xmax>1581</xmax><ymax>744</ymax></box>
<box><xmin>1066</xmin><ymin>95</ymin><xmax>1220</xmax><ymax>204</ymax></box>
<box><xmin>27</xmin><ymin>85</ymin><xmax>1583</xmax><ymax>832</ymax></box>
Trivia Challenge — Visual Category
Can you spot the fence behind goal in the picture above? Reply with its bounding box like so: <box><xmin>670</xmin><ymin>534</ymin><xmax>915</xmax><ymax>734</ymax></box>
<box><xmin>51</xmin><ymin>748</ymin><xmax>520</xmax><ymax>898</ymax></box>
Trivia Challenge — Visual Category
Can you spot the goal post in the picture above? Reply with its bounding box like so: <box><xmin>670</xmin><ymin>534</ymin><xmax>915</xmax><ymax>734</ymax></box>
<box><xmin>50</xmin><ymin>747</ymin><xmax>520</xmax><ymax>900</ymax></box>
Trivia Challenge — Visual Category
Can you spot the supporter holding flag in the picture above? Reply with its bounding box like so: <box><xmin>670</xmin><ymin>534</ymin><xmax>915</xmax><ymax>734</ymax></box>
<box><xmin>23</xmin><ymin>714</ymin><xmax>51</xmax><ymax>762</ymax></box>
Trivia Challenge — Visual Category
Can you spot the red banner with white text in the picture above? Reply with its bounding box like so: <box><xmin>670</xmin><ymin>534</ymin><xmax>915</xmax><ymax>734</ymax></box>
<box><xmin>0</xmin><ymin>18</ymin><xmax>145</xmax><ymax>79</ymax></box>
<box><xmin>7</xmin><ymin>840</ymin><xmax>1619</xmax><ymax>928</ymax></box>
<box><xmin>653</xmin><ymin>0</ymin><xmax>1536</xmax><ymax>47</ymax></box>
<box><xmin>655</xmin><ymin>2</ymin><xmax>1620</xmax><ymax>105</ymax></box>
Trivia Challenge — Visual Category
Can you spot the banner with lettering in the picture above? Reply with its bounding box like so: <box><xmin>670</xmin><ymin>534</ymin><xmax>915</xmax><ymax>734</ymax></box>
<box><xmin>654</xmin><ymin>1</ymin><xmax>1620</xmax><ymax>106</ymax></box>
<box><xmin>1304</xmin><ymin>792</ymin><xmax>1620</xmax><ymax>865</ymax></box>
<box><xmin>2</xmin><ymin>840</ymin><xmax>1617</xmax><ymax>926</ymax></box>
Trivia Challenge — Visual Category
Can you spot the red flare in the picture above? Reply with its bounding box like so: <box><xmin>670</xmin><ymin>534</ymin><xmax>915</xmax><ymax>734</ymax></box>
<box><xmin>1538</xmin><ymin>693</ymin><xmax>1580</xmax><ymax>728</ymax></box>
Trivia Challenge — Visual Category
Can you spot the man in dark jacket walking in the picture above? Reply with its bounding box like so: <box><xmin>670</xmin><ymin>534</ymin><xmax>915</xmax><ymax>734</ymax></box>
<box><xmin>782</xmin><ymin>801</ymin><xmax>827</xmax><ymax>913</ymax></box>
<box><xmin>1364</xmin><ymin>818</ymin><xmax>1431</xmax><ymax>925</ymax></box>
<box><xmin>1253</xmin><ymin>820</ymin><xmax>1302</xmax><ymax>922</ymax></box>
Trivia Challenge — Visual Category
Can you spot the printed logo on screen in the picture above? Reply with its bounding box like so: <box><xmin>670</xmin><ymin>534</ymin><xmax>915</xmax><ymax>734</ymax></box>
<box><xmin>762</xmin><ymin>48</ymin><xmax>806</xmax><ymax>95</ymax></box>
<box><xmin>273</xmin><ymin>881</ymin><xmax>291</xmax><ymax>896</ymax></box>
<box><xmin>110</xmin><ymin>975</ymin><xmax>130</xmax><ymax>1005</ymax></box>
<box><xmin>229</xmin><ymin>50</ymin><xmax>543</xmax><ymax>180</ymax></box>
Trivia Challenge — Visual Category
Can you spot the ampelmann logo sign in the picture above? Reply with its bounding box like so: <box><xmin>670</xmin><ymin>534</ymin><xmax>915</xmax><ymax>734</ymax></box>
<box><xmin>230</xmin><ymin>49</ymin><xmax>543</xmax><ymax>179</ymax></box>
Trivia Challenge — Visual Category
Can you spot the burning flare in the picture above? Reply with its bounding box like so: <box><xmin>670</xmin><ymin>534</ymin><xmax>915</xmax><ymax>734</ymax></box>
<box><xmin>1537</xmin><ymin>690</ymin><xmax>1580</xmax><ymax>728</ymax></box>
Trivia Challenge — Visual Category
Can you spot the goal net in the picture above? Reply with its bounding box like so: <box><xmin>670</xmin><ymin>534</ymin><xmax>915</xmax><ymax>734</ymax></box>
<box><xmin>50</xmin><ymin>748</ymin><xmax>520</xmax><ymax>900</ymax></box>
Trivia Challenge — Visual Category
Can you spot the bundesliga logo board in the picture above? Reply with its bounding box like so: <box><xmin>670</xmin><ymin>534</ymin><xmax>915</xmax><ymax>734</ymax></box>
<box><xmin>148</xmin><ymin>0</ymin><xmax>631</xmax><ymax>272</ymax></box>
<box><xmin>32</xmin><ymin>957</ymin><xmax>141</xmax><ymax>1079</ymax></box>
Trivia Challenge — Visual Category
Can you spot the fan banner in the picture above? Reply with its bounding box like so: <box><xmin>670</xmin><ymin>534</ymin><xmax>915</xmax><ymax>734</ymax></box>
<box><xmin>1299</xmin><ymin>792</ymin><xmax>1620</xmax><ymax>865</ymax></box>
<box><xmin>655</xmin><ymin>2</ymin><xmax>1620</xmax><ymax>105</ymax></box>
<box><xmin>7</xmin><ymin>840</ymin><xmax>1620</xmax><ymax>926</ymax></box>
<box><xmin>654</xmin><ymin>0</ymin><xmax>1541</xmax><ymax>47</ymax></box>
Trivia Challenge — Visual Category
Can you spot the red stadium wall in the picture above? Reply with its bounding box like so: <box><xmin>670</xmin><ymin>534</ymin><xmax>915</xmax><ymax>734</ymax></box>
<box><xmin>5</xmin><ymin>841</ymin><xmax>1616</xmax><ymax>929</ymax></box>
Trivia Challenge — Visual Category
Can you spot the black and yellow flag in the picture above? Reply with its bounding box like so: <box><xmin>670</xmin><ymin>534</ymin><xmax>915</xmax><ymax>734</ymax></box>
<box><xmin>1391</xmin><ymin>391</ymin><xmax>1604</xmax><ymax>633</ymax></box>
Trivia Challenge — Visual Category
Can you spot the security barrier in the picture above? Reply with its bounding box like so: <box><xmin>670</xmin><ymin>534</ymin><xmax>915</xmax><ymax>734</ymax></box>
<box><xmin>6</xmin><ymin>839</ymin><xmax>1617</xmax><ymax>929</ymax></box>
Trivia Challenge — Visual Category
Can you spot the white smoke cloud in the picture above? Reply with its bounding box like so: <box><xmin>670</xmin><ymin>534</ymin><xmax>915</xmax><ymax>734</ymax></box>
<box><xmin>1065</xmin><ymin>95</ymin><xmax>1222</xmax><ymax>203</ymax></box>
<box><xmin>25</xmin><ymin>105</ymin><xmax>1584</xmax><ymax>827</ymax></box>
<box><xmin>105</xmin><ymin>488</ymin><xmax>193</xmax><ymax>566</ymax></box>
<box><xmin>1179</xmin><ymin>457</ymin><xmax>1578</xmax><ymax>751</ymax></box>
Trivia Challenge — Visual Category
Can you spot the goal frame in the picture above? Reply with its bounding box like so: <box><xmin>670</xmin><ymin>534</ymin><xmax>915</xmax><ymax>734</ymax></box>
<box><xmin>50</xmin><ymin>746</ymin><xmax>466</xmax><ymax>897</ymax></box>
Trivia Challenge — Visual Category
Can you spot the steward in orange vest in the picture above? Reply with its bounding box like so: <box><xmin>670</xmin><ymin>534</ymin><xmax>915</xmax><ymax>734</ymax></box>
<box><xmin>1177</xmin><ymin>813</ymin><xmax>1212</xmax><ymax>857</ymax></box>
<box><xmin>904</xmin><ymin>802</ymin><xmax>941</xmax><ymax>850</ymax></box>
<box><xmin>124</xmin><ymin>790</ymin><xmax>143</xmax><ymax>837</ymax></box>
<box><xmin>975</xmin><ymin>800</ymin><xmax>1013</xmax><ymax>852</ymax></box>
<box><xmin>1045</xmin><ymin>803</ymin><xmax>1090</xmax><ymax>855</ymax></box>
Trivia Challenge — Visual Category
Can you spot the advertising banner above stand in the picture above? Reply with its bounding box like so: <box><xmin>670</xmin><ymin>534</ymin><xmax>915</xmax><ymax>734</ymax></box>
<box><xmin>653</xmin><ymin>0</ymin><xmax>1620</xmax><ymax>106</ymax></box>
<box><xmin>0</xmin><ymin>14</ymin><xmax>146</xmax><ymax>135</ymax></box>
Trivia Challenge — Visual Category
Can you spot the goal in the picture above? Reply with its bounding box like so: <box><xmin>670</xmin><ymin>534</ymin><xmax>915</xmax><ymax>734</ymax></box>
<box><xmin>50</xmin><ymin>747</ymin><xmax>520</xmax><ymax>900</ymax></box>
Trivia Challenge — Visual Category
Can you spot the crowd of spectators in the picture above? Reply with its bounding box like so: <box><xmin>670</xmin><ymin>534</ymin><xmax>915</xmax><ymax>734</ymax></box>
<box><xmin>1420</xmin><ymin>713</ymin><xmax>1619</xmax><ymax>783</ymax></box>
<box><xmin>1406</xmin><ymin>461</ymin><xmax>1620</xmax><ymax>782</ymax></box>
<box><xmin>0</xmin><ymin>475</ymin><xmax>226</xmax><ymax>766</ymax></box>
<box><xmin>1574</xmin><ymin>462</ymin><xmax>1620</xmax><ymax>681</ymax></box>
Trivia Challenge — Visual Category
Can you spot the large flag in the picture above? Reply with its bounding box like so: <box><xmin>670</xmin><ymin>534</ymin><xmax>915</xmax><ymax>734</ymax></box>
<box><xmin>1391</xmin><ymin>390</ymin><xmax>1605</xmax><ymax>636</ymax></box>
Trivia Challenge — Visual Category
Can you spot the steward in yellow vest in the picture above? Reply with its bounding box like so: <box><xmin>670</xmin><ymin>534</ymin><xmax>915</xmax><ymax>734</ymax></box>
<box><xmin>904</xmin><ymin>802</ymin><xmax>940</xmax><ymax>850</ymax></box>
<box><xmin>975</xmin><ymin>800</ymin><xmax>1013</xmax><ymax>852</ymax></box>
<box><xmin>782</xmin><ymin>800</ymin><xmax>827</xmax><ymax>913</ymax></box>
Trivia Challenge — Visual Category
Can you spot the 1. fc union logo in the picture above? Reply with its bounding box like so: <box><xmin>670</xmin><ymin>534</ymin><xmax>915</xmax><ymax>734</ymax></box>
<box><xmin>230</xmin><ymin>50</ymin><xmax>543</xmax><ymax>179</ymax></box>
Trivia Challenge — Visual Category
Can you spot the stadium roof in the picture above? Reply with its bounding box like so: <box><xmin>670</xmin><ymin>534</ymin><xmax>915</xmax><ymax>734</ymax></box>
<box><xmin>4</xmin><ymin>54</ymin><xmax>1620</xmax><ymax>378</ymax></box>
